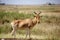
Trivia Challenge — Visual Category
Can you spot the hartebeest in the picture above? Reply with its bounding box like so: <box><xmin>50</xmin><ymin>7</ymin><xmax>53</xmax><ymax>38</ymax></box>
<box><xmin>11</xmin><ymin>11</ymin><xmax>41</xmax><ymax>38</ymax></box>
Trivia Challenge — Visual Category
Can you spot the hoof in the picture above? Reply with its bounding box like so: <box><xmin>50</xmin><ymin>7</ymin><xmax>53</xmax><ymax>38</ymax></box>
<box><xmin>11</xmin><ymin>34</ymin><xmax>14</xmax><ymax>36</ymax></box>
<box><xmin>27</xmin><ymin>38</ymin><xmax>32</xmax><ymax>40</ymax></box>
<box><xmin>11</xmin><ymin>33</ymin><xmax>15</xmax><ymax>36</ymax></box>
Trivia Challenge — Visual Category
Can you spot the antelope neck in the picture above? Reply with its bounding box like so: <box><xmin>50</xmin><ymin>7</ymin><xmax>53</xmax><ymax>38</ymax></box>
<box><xmin>32</xmin><ymin>17</ymin><xmax>37</xmax><ymax>25</ymax></box>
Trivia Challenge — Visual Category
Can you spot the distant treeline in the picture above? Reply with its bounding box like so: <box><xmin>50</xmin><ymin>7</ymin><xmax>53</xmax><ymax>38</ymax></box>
<box><xmin>0</xmin><ymin>3</ymin><xmax>5</xmax><ymax>5</ymax></box>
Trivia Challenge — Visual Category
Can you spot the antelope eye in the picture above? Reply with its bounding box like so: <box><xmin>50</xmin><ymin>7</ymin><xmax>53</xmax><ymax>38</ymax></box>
<box><xmin>33</xmin><ymin>15</ymin><xmax>36</xmax><ymax>17</ymax></box>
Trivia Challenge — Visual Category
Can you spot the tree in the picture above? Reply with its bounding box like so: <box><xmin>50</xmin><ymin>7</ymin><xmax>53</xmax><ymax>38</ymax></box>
<box><xmin>48</xmin><ymin>3</ymin><xmax>52</xmax><ymax>5</ymax></box>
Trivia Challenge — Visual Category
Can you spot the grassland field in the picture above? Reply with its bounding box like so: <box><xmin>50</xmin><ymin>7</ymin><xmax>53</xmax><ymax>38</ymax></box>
<box><xmin>0</xmin><ymin>5</ymin><xmax>60</xmax><ymax>40</ymax></box>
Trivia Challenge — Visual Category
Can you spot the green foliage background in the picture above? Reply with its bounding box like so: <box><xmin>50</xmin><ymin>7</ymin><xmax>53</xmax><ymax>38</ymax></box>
<box><xmin>0</xmin><ymin>12</ymin><xmax>60</xmax><ymax>39</ymax></box>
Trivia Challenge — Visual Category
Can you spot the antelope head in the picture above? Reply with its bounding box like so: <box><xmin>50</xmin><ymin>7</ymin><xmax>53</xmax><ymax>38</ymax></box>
<box><xmin>34</xmin><ymin>11</ymin><xmax>41</xmax><ymax>24</ymax></box>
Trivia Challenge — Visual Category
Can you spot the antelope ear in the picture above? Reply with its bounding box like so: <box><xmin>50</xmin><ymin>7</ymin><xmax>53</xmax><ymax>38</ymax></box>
<box><xmin>34</xmin><ymin>12</ymin><xmax>37</xmax><ymax>14</ymax></box>
<box><xmin>39</xmin><ymin>11</ymin><xmax>41</xmax><ymax>14</ymax></box>
<box><xmin>33</xmin><ymin>15</ymin><xmax>36</xmax><ymax>17</ymax></box>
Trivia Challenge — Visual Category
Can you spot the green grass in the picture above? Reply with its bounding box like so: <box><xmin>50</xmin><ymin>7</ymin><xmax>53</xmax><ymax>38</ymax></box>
<box><xmin>0</xmin><ymin>12</ymin><xmax>60</xmax><ymax>39</ymax></box>
<box><xmin>0</xmin><ymin>12</ymin><xmax>34</xmax><ymax>33</ymax></box>
<box><xmin>0</xmin><ymin>12</ymin><xmax>60</xmax><ymax>34</ymax></box>
<box><xmin>0</xmin><ymin>12</ymin><xmax>33</xmax><ymax>23</ymax></box>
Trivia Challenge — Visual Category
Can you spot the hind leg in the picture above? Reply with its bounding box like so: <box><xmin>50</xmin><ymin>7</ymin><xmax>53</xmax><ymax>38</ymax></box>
<box><xmin>11</xmin><ymin>27</ymin><xmax>15</xmax><ymax>36</ymax></box>
<box><xmin>11</xmin><ymin>26</ymin><xmax>17</xmax><ymax>38</ymax></box>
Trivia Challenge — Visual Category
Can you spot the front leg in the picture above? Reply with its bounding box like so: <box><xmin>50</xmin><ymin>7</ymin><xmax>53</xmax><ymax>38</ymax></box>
<box><xmin>25</xmin><ymin>28</ymin><xmax>31</xmax><ymax>39</ymax></box>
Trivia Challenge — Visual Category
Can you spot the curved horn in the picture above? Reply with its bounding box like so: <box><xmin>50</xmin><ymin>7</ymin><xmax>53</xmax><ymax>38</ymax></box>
<box><xmin>34</xmin><ymin>11</ymin><xmax>37</xmax><ymax>14</ymax></box>
<box><xmin>39</xmin><ymin>11</ymin><xmax>41</xmax><ymax>14</ymax></box>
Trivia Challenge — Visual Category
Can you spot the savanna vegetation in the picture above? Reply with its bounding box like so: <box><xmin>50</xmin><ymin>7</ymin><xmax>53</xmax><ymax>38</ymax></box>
<box><xmin>0</xmin><ymin>5</ymin><xmax>60</xmax><ymax>40</ymax></box>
